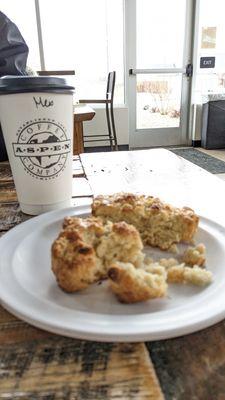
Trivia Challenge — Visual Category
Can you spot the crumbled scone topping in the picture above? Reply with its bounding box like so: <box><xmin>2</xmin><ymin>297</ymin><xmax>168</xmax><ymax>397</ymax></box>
<box><xmin>182</xmin><ymin>243</ymin><xmax>206</xmax><ymax>266</ymax></box>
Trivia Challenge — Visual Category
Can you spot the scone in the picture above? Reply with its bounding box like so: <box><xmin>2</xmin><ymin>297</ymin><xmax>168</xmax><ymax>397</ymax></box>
<box><xmin>51</xmin><ymin>216</ymin><xmax>144</xmax><ymax>292</ymax></box>
<box><xmin>108</xmin><ymin>262</ymin><xmax>168</xmax><ymax>303</ymax></box>
<box><xmin>92</xmin><ymin>193</ymin><xmax>199</xmax><ymax>250</ymax></box>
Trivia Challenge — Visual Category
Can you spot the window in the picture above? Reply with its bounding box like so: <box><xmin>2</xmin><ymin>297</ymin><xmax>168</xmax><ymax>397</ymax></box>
<box><xmin>195</xmin><ymin>0</ymin><xmax>225</xmax><ymax>98</ymax></box>
<box><xmin>0</xmin><ymin>0</ymin><xmax>124</xmax><ymax>104</ymax></box>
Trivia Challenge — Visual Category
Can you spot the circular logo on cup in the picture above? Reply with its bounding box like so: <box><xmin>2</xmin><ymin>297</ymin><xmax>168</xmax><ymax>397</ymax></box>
<box><xmin>13</xmin><ymin>119</ymin><xmax>71</xmax><ymax>180</ymax></box>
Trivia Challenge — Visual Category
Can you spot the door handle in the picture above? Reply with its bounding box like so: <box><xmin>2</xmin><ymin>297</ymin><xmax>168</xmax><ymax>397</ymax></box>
<box><xmin>129</xmin><ymin>68</ymin><xmax>186</xmax><ymax>75</ymax></box>
<box><xmin>186</xmin><ymin>63</ymin><xmax>193</xmax><ymax>77</ymax></box>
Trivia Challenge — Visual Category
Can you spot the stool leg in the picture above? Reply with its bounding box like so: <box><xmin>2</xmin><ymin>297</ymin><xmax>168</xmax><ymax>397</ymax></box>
<box><xmin>106</xmin><ymin>102</ymin><xmax>114</xmax><ymax>150</ymax></box>
<box><xmin>110</xmin><ymin>102</ymin><xmax>118</xmax><ymax>150</ymax></box>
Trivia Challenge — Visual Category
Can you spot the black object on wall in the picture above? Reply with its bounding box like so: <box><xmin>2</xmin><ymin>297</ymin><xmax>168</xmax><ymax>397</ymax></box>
<box><xmin>200</xmin><ymin>57</ymin><xmax>215</xmax><ymax>69</ymax></box>
<box><xmin>202</xmin><ymin>100</ymin><xmax>225</xmax><ymax>149</ymax></box>
<box><xmin>0</xmin><ymin>11</ymin><xmax>29</xmax><ymax>161</ymax></box>
<box><xmin>192</xmin><ymin>140</ymin><xmax>201</xmax><ymax>147</ymax></box>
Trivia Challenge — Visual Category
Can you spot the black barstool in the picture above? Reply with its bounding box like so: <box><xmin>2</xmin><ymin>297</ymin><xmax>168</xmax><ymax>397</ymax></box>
<box><xmin>79</xmin><ymin>71</ymin><xmax>118</xmax><ymax>151</ymax></box>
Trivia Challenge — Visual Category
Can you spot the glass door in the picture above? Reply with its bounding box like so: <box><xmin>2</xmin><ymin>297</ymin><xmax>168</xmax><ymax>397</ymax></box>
<box><xmin>126</xmin><ymin>0</ymin><xmax>195</xmax><ymax>148</ymax></box>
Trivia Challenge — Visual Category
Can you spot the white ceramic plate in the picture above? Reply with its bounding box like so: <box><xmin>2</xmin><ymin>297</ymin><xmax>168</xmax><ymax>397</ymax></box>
<box><xmin>0</xmin><ymin>205</ymin><xmax>225</xmax><ymax>342</ymax></box>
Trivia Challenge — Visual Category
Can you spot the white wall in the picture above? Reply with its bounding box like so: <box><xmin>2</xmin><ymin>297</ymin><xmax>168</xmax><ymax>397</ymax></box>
<box><xmin>83</xmin><ymin>106</ymin><xmax>129</xmax><ymax>147</ymax></box>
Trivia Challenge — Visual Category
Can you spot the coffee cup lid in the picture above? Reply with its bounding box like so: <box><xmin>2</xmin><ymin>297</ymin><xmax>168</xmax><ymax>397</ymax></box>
<box><xmin>0</xmin><ymin>75</ymin><xmax>75</xmax><ymax>94</ymax></box>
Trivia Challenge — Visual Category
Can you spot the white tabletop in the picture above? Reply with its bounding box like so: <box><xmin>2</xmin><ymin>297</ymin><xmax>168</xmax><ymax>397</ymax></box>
<box><xmin>80</xmin><ymin>148</ymin><xmax>225</xmax><ymax>225</ymax></box>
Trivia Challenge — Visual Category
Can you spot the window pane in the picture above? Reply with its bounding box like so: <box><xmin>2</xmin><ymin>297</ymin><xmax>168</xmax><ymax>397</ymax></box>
<box><xmin>137</xmin><ymin>0</ymin><xmax>186</xmax><ymax>68</ymax></box>
<box><xmin>0</xmin><ymin>0</ymin><xmax>40</xmax><ymax>70</ymax></box>
<box><xmin>39</xmin><ymin>0</ymin><xmax>124</xmax><ymax>104</ymax></box>
<box><xmin>136</xmin><ymin>74</ymin><xmax>181</xmax><ymax>129</ymax></box>
<box><xmin>195</xmin><ymin>0</ymin><xmax>225</xmax><ymax>98</ymax></box>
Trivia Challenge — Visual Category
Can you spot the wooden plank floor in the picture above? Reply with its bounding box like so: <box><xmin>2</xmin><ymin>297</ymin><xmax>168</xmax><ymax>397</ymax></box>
<box><xmin>148</xmin><ymin>321</ymin><xmax>225</xmax><ymax>400</ymax></box>
<box><xmin>0</xmin><ymin>305</ymin><xmax>163</xmax><ymax>399</ymax></box>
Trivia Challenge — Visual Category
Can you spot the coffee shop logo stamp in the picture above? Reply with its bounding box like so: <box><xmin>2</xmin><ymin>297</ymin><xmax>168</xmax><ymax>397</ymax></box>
<box><xmin>13</xmin><ymin>119</ymin><xmax>71</xmax><ymax>179</ymax></box>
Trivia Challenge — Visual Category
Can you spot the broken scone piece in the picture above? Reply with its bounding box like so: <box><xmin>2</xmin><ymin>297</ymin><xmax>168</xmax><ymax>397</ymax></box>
<box><xmin>51</xmin><ymin>216</ymin><xmax>144</xmax><ymax>292</ymax></box>
<box><xmin>92</xmin><ymin>193</ymin><xmax>199</xmax><ymax>250</ymax></box>
<box><xmin>166</xmin><ymin>264</ymin><xmax>212</xmax><ymax>286</ymax></box>
<box><xmin>158</xmin><ymin>257</ymin><xmax>212</xmax><ymax>286</ymax></box>
<box><xmin>181</xmin><ymin>243</ymin><xmax>206</xmax><ymax>267</ymax></box>
<box><xmin>108</xmin><ymin>262</ymin><xmax>167</xmax><ymax>303</ymax></box>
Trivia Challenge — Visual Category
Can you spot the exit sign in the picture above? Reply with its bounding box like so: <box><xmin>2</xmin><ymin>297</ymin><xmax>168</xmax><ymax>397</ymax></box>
<box><xmin>200</xmin><ymin>57</ymin><xmax>215</xmax><ymax>68</ymax></box>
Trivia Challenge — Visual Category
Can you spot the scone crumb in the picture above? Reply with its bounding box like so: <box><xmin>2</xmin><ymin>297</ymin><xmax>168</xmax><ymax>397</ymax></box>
<box><xmin>169</xmin><ymin>244</ymin><xmax>179</xmax><ymax>254</ymax></box>
<box><xmin>182</xmin><ymin>243</ymin><xmax>206</xmax><ymax>267</ymax></box>
<box><xmin>167</xmin><ymin>264</ymin><xmax>212</xmax><ymax>286</ymax></box>
<box><xmin>145</xmin><ymin>256</ymin><xmax>154</xmax><ymax>265</ymax></box>
<box><xmin>159</xmin><ymin>258</ymin><xmax>179</xmax><ymax>268</ymax></box>
<box><xmin>184</xmin><ymin>265</ymin><xmax>212</xmax><ymax>286</ymax></box>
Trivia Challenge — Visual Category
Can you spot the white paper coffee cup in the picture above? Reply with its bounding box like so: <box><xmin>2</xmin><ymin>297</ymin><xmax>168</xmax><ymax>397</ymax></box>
<box><xmin>0</xmin><ymin>76</ymin><xmax>74</xmax><ymax>215</ymax></box>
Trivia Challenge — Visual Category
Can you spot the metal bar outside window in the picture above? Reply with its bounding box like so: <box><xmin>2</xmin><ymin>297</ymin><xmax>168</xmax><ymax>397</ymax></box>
<box><xmin>130</xmin><ymin>68</ymin><xmax>186</xmax><ymax>75</ymax></box>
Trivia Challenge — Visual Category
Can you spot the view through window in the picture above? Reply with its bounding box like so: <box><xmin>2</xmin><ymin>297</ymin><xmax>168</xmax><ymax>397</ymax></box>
<box><xmin>136</xmin><ymin>0</ymin><xmax>186</xmax><ymax>130</ymax></box>
<box><xmin>195</xmin><ymin>0</ymin><xmax>225</xmax><ymax>101</ymax></box>
<box><xmin>0</xmin><ymin>0</ymin><xmax>124</xmax><ymax>104</ymax></box>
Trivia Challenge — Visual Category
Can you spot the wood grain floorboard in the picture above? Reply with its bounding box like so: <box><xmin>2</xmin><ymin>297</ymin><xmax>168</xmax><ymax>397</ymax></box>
<box><xmin>0</xmin><ymin>161</ymin><xmax>13</xmax><ymax>183</ymax></box>
<box><xmin>0</xmin><ymin>183</ymin><xmax>17</xmax><ymax>203</ymax></box>
<box><xmin>147</xmin><ymin>321</ymin><xmax>225</xmax><ymax>400</ymax></box>
<box><xmin>0</xmin><ymin>203</ymin><xmax>31</xmax><ymax>231</ymax></box>
<box><xmin>0</xmin><ymin>306</ymin><xmax>164</xmax><ymax>400</ymax></box>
